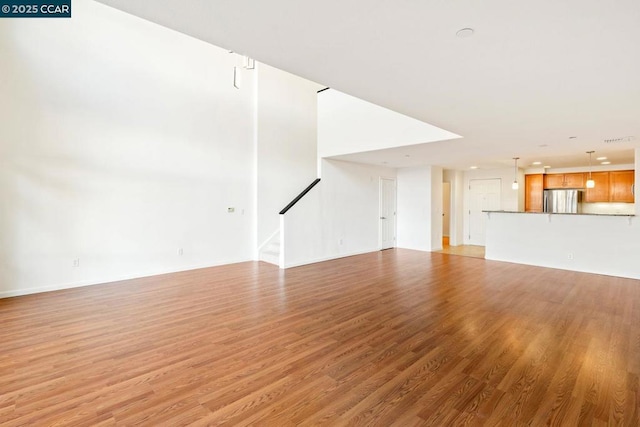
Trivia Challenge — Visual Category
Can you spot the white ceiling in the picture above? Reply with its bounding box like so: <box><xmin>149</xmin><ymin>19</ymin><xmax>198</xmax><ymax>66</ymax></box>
<box><xmin>94</xmin><ymin>0</ymin><xmax>640</xmax><ymax>170</ymax></box>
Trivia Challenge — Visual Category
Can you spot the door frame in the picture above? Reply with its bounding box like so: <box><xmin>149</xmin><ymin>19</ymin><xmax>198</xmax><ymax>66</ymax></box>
<box><xmin>442</xmin><ymin>181</ymin><xmax>451</xmax><ymax>238</ymax></box>
<box><xmin>467</xmin><ymin>178</ymin><xmax>502</xmax><ymax>246</ymax></box>
<box><xmin>379</xmin><ymin>177</ymin><xmax>397</xmax><ymax>250</ymax></box>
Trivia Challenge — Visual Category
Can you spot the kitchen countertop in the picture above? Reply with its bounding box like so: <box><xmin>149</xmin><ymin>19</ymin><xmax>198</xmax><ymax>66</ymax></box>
<box><xmin>483</xmin><ymin>210</ymin><xmax>635</xmax><ymax>217</ymax></box>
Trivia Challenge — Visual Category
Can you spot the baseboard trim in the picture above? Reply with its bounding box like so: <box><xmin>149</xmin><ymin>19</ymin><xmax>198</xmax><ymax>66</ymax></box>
<box><xmin>0</xmin><ymin>258</ymin><xmax>253</xmax><ymax>299</ymax></box>
<box><xmin>484</xmin><ymin>254</ymin><xmax>640</xmax><ymax>281</ymax></box>
<box><xmin>282</xmin><ymin>248</ymin><xmax>380</xmax><ymax>269</ymax></box>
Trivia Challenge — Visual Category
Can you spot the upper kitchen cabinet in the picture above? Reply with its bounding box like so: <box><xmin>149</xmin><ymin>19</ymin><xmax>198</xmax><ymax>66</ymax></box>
<box><xmin>584</xmin><ymin>172</ymin><xmax>610</xmax><ymax>203</ymax></box>
<box><xmin>564</xmin><ymin>173</ymin><xmax>585</xmax><ymax>188</ymax></box>
<box><xmin>610</xmin><ymin>170</ymin><xmax>635</xmax><ymax>203</ymax></box>
<box><xmin>543</xmin><ymin>173</ymin><xmax>585</xmax><ymax>189</ymax></box>
<box><xmin>543</xmin><ymin>174</ymin><xmax>565</xmax><ymax>188</ymax></box>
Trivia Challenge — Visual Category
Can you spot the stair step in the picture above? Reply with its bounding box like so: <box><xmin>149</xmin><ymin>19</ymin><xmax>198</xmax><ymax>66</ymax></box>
<box><xmin>260</xmin><ymin>252</ymin><xmax>279</xmax><ymax>266</ymax></box>
<box><xmin>259</xmin><ymin>230</ymin><xmax>280</xmax><ymax>266</ymax></box>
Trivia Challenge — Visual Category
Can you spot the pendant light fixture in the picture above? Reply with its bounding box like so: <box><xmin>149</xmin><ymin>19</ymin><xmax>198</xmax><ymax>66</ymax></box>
<box><xmin>586</xmin><ymin>151</ymin><xmax>595</xmax><ymax>188</ymax></box>
<box><xmin>512</xmin><ymin>157</ymin><xmax>520</xmax><ymax>190</ymax></box>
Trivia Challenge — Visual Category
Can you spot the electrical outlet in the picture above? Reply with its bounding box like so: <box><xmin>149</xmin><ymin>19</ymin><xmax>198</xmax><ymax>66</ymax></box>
<box><xmin>73</xmin><ymin>258</ymin><xmax>80</xmax><ymax>267</ymax></box>
<box><xmin>227</xmin><ymin>207</ymin><xmax>235</xmax><ymax>213</ymax></box>
<box><xmin>178</xmin><ymin>248</ymin><xmax>183</xmax><ymax>256</ymax></box>
<box><xmin>339</xmin><ymin>238</ymin><xmax>343</xmax><ymax>245</ymax></box>
<box><xmin>567</xmin><ymin>253</ymin><xmax>574</xmax><ymax>260</ymax></box>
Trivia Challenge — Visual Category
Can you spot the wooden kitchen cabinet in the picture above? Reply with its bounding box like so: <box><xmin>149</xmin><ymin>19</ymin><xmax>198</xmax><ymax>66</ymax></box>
<box><xmin>584</xmin><ymin>172</ymin><xmax>610</xmax><ymax>203</ymax></box>
<box><xmin>563</xmin><ymin>173</ymin><xmax>585</xmax><ymax>188</ymax></box>
<box><xmin>524</xmin><ymin>174</ymin><xmax>544</xmax><ymax>212</ymax></box>
<box><xmin>610</xmin><ymin>170</ymin><xmax>635</xmax><ymax>202</ymax></box>
<box><xmin>543</xmin><ymin>173</ymin><xmax>585</xmax><ymax>189</ymax></box>
<box><xmin>543</xmin><ymin>174</ymin><xmax>566</xmax><ymax>188</ymax></box>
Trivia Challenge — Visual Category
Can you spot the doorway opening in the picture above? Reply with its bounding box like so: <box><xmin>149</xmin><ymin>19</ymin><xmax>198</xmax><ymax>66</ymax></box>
<box><xmin>437</xmin><ymin>239</ymin><xmax>486</xmax><ymax>258</ymax></box>
<box><xmin>442</xmin><ymin>181</ymin><xmax>451</xmax><ymax>240</ymax></box>
<box><xmin>379</xmin><ymin>177</ymin><xmax>396</xmax><ymax>250</ymax></box>
<box><xmin>435</xmin><ymin>178</ymin><xmax>498</xmax><ymax>259</ymax></box>
<box><xmin>468</xmin><ymin>178</ymin><xmax>501</xmax><ymax>245</ymax></box>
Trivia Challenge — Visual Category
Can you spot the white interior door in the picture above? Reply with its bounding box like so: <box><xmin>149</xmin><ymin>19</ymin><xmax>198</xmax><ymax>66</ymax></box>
<box><xmin>468</xmin><ymin>179</ymin><xmax>501</xmax><ymax>246</ymax></box>
<box><xmin>380</xmin><ymin>178</ymin><xmax>396</xmax><ymax>249</ymax></box>
<box><xmin>442</xmin><ymin>182</ymin><xmax>451</xmax><ymax>237</ymax></box>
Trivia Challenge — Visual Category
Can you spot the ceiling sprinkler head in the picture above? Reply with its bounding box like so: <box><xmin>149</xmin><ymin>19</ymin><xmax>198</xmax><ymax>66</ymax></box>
<box><xmin>456</xmin><ymin>28</ymin><xmax>474</xmax><ymax>38</ymax></box>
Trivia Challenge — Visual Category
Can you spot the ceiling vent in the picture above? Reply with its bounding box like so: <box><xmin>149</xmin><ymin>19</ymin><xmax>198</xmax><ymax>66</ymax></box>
<box><xmin>603</xmin><ymin>136</ymin><xmax>635</xmax><ymax>144</ymax></box>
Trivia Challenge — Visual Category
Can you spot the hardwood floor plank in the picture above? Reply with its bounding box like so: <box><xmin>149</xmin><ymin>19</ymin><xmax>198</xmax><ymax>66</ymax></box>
<box><xmin>1</xmin><ymin>249</ymin><xmax>639</xmax><ymax>425</ymax></box>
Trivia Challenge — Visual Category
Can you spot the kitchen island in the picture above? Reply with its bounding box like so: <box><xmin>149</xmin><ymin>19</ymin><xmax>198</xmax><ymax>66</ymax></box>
<box><xmin>484</xmin><ymin>211</ymin><xmax>640</xmax><ymax>280</ymax></box>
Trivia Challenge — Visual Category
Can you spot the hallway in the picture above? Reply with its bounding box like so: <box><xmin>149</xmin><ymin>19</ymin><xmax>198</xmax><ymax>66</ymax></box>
<box><xmin>436</xmin><ymin>237</ymin><xmax>485</xmax><ymax>259</ymax></box>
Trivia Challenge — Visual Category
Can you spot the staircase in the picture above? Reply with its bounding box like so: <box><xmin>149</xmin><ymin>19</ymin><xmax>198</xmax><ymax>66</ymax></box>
<box><xmin>259</xmin><ymin>231</ymin><xmax>280</xmax><ymax>266</ymax></box>
<box><xmin>260</xmin><ymin>178</ymin><xmax>320</xmax><ymax>269</ymax></box>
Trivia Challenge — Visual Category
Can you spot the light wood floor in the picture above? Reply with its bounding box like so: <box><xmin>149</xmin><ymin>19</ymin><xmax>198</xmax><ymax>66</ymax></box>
<box><xmin>1</xmin><ymin>249</ymin><xmax>639</xmax><ymax>425</ymax></box>
<box><xmin>436</xmin><ymin>237</ymin><xmax>486</xmax><ymax>259</ymax></box>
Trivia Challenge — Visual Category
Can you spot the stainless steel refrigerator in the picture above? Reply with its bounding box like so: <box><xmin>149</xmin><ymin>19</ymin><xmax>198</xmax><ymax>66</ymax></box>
<box><xmin>543</xmin><ymin>189</ymin><xmax>581</xmax><ymax>213</ymax></box>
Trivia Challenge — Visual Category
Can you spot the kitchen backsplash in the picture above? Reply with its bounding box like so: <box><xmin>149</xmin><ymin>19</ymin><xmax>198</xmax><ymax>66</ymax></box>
<box><xmin>581</xmin><ymin>202</ymin><xmax>635</xmax><ymax>215</ymax></box>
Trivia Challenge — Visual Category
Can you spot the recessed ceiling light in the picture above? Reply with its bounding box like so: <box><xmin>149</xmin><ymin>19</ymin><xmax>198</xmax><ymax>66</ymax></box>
<box><xmin>532</xmin><ymin>161</ymin><xmax>542</xmax><ymax>165</ymax></box>
<box><xmin>601</xmin><ymin>161</ymin><xmax>611</xmax><ymax>165</ymax></box>
<box><xmin>404</xmin><ymin>155</ymin><xmax>411</xmax><ymax>158</ymax></box>
<box><xmin>539</xmin><ymin>144</ymin><xmax>548</xmax><ymax>148</ymax></box>
<box><xmin>470</xmin><ymin>166</ymin><xmax>478</xmax><ymax>169</ymax></box>
<box><xmin>596</xmin><ymin>156</ymin><xmax>607</xmax><ymax>161</ymax></box>
<box><xmin>382</xmin><ymin>161</ymin><xmax>388</xmax><ymax>164</ymax></box>
<box><xmin>543</xmin><ymin>165</ymin><xmax>551</xmax><ymax>169</ymax></box>
<box><xmin>569</xmin><ymin>136</ymin><xmax>577</xmax><ymax>139</ymax></box>
<box><xmin>456</xmin><ymin>28</ymin><xmax>474</xmax><ymax>38</ymax></box>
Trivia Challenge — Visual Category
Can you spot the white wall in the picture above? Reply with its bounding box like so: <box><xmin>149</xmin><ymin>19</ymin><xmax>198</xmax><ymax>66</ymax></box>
<box><xmin>281</xmin><ymin>159</ymin><xmax>396</xmax><ymax>268</ymax></box>
<box><xmin>397</xmin><ymin>168</ymin><xmax>431</xmax><ymax>251</ymax></box>
<box><xmin>0</xmin><ymin>1</ymin><xmax>257</xmax><ymax>297</ymax></box>
<box><xmin>256</xmin><ymin>64</ymin><xmax>321</xmax><ymax>248</ymax></box>
<box><xmin>486</xmin><ymin>212</ymin><xmax>640</xmax><ymax>279</ymax></box>
<box><xmin>281</xmin><ymin>188</ymin><xmax>322</xmax><ymax>268</ymax></box>
<box><xmin>396</xmin><ymin>166</ymin><xmax>443</xmax><ymax>251</ymax></box>
<box><xmin>463</xmin><ymin>167</ymin><xmax>521</xmax><ymax>244</ymax></box>
<box><xmin>517</xmin><ymin>168</ymin><xmax>525</xmax><ymax>211</ymax></box>
<box><xmin>430</xmin><ymin>167</ymin><xmax>444</xmax><ymax>250</ymax></box>
<box><xmin>318</xmin><ymin>89</ymin><xmax>459</xmax><ymax>158</ymax></box>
